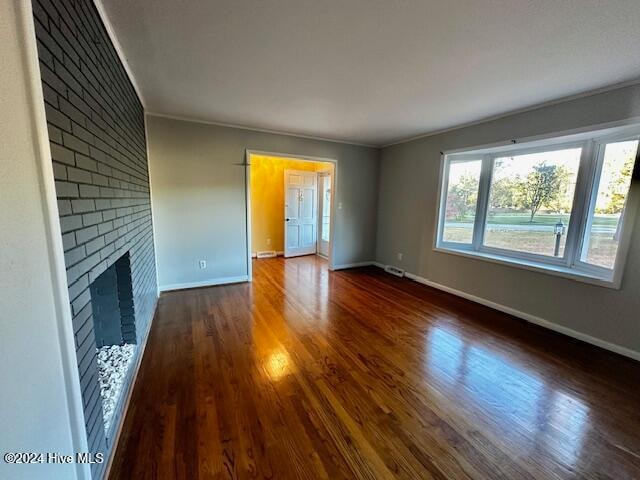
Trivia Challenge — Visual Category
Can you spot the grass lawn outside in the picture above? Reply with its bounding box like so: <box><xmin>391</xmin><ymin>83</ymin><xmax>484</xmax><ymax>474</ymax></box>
<box><xmin>448</xmin><ymin>212</ymin><xmax>619</xmax><ymax>227</ymax></box>
<box><xmin>442</xmin><ymin>213</ymin><xmax>620</xmax><ymax>267</ymax></box>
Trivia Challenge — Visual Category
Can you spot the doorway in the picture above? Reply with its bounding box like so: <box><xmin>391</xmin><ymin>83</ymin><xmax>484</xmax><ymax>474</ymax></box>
<box><xmin>246</xmin><ymin>151</ymin><xmax>336</xmax><ymax>279</ymax></box>
<box><xmin>282</xmin><ymin>168</ymin><xmax>333</xmax><ymax>258</ymax></box>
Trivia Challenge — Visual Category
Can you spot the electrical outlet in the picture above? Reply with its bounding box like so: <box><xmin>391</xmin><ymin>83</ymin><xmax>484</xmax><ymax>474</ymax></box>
<box><xmin>199</xmin><ymin>260</ymin><xmax>207</xmax><ymax>269</ymax></box>
<box><xmin>338</xmin><ymin>202</ymin><xmax>343</xmax><ymax>210</ymax></box>
<box><xmin>397</xmin><ymin>253</ymin><xmax>403</xmax><ymax>261</ymax></box>
<box><xmin>266</xmin><ymin>238</ymin><xmax>271</xmax><ymax>246</ymax></box>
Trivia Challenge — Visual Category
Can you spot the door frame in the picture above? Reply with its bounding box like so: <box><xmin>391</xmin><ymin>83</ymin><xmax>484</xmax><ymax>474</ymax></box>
<box><xmin>245</xmin><ymin>150</ymin><xmax>338</xmax><ymax>281</ymax></box>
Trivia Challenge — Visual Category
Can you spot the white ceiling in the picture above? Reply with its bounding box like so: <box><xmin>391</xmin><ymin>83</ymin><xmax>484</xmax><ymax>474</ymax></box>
<box><xmin>99</xmin><ymin>0</ymin><xmax>640</xmax><ymax>147</ymax></box>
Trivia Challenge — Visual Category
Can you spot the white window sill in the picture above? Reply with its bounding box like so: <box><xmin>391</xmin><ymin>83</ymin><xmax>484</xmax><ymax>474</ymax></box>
<box><xmin>433</xmin><ymin>246</ymin><xmax>619</xmax><ymax>289</ymax></box>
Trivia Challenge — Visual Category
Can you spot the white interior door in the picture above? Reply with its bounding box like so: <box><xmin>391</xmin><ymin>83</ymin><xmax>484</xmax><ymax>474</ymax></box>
<box><xmin>284</xmin><ymin>170</ymin><xmax>318</xmax><ymax>257</ymax></box>
<box><xmin>317</xmin><ymin>172</ymin><xmax>331</xmax><ymax>257</ymax></box>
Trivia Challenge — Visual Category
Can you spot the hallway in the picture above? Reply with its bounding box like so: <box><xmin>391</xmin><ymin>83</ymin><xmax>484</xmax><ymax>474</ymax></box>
<box><xmin>110</xmin><ymin>256</ymin><xmax>640</xmax><ymax>479</ymax></box>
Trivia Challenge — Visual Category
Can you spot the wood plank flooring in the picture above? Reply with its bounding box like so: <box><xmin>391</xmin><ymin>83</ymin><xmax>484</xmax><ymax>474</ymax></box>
<box><xmin>109</xmin><ymin>256</ymin><xmax>640</xmax><ymax>479</ymax></box>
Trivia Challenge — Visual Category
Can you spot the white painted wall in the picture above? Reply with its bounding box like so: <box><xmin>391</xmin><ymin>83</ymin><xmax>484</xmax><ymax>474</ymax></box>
<box><xmin>146</xmin><ymin>114</ymin><xmax>379</xmax><ymax>291</ymax></box>
<box><xmin>376</xmin><ymin>83</ymin><xmax>640</xmax><ymax>358</ymax></box>
<box><xmin>0</xmin><ymin>2</ymin><xmax>89</xmax><ymax>479</ymax></box>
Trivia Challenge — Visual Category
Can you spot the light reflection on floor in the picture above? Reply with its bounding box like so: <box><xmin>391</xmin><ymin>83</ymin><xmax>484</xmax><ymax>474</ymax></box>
<box><xmin>264</xmin><ymin>348</ymin><xmax>291</xmax><ymax>381</ymax></box>
<box><xmin>281</xmin><ymin>256</ymin><xmax>331</xmax><ymax>329</ymax></box>
<box><xmin>425</xmin><ymin>325</ymin><xmax>589</xmax><ymax>467</ymax></box>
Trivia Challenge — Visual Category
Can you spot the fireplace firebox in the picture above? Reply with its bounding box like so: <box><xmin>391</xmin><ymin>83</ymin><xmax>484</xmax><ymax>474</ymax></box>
<box><xmin>89</xmin><ymin>253</ymin><xmax>136</xmax><ymax>347</ymax></box>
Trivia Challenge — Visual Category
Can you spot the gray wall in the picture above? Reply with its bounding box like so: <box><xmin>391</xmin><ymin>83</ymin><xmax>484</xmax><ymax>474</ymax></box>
<box><xmin>1</xmin><ymin>1</ymin><xmax>86</xmax><ymax>478</ymax></box>
<box><xmin>147</xmin><ymin>114</ymin><xmax>379</xmax><ymax>290</ymax></box>
<box><xmin>377</xmin><ymin>83</ymin><xmax>640</xmax><ymax>356</ymax></box>
<box><xmin>32</xmin><ymin>0</ymin><xmax>157</xmax><ymax>475</ymax></box>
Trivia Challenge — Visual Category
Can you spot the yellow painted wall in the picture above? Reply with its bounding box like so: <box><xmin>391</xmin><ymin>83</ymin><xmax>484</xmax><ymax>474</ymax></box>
<box><xmin>251</xmin><ymin>155</ymin><xmax>333</xmax><ymax>253</ymax></box>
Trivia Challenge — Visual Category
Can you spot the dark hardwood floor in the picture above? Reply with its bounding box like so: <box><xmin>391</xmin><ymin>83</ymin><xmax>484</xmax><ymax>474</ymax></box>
<box><xmin>109</xmin><ymin>256</ymin><xmax>640</xmax><ymax>479</ymax></box>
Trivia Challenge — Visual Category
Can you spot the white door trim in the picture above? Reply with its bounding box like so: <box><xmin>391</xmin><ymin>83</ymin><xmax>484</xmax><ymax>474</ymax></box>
<box><xmin>245</xmin><ymin>150</ymin><xmax>338</xmax><ymax>280</ymax></box>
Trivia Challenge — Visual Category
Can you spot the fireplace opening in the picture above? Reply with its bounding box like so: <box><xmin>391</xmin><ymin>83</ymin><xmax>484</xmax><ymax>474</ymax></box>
<box><xmin>89</xmin><ymin>252</ymin><xmax>138</xmax><ymax>432</ymax></box>
<box><xmin>90</xmin><ymin>253</ymin><xmax>136</xmax><ymax>347</ymax></box>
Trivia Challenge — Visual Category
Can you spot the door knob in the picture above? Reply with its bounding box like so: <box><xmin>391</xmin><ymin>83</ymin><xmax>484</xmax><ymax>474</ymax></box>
<box><xmin>286</xmin><ymin>218</ymin><xmax>290</xmax><ymax>222</ymax></box>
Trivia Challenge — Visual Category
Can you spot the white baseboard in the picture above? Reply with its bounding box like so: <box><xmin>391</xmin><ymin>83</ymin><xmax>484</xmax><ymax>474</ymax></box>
<box><xmin>374</xmin><ymin>264</ymin><xmax>640</xmax><ymax>362</ymax></box>
<box><xmin>103</xmin><ymin>294</ymin><xmax>158</xmax><ymax>479</ymax></box>
<box><xmin>159</xmin><ymin>275</ymin><xmax>249</xmax><ymax>292</ymax></box>
<box><xmin>331</xmin><ymin>261</ymin><xmax>376</xmax><ymax>270</ymax></box>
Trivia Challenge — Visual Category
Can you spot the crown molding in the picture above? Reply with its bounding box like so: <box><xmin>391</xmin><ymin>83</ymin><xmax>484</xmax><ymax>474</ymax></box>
<box><xmin>145</xmin><ymin>112</ymin><xmax>377</xmax><ymax>148</ymax></box>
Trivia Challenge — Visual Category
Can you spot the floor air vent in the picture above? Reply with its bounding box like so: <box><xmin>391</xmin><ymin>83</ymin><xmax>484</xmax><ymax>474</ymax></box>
<box><xmin>385</xmin><ymin>265</ymin><xmax>405</xmax><ymax>277</ymax></box>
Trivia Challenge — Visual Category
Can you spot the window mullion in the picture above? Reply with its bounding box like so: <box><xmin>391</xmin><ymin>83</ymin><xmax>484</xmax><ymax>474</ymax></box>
<box><xmin>566</xmin><ymin>141</ymin><xmax>600</xmax><ymax>267</ymax></box>
<box><xmin>472</xmin><ymin>154</ymin><xmax>493</xmax><ymax>251</ymax></box>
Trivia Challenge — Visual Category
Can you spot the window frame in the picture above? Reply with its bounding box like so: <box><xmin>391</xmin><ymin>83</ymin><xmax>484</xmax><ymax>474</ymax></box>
<box><xmin>437</xmin><ymin>155</ymin><xmax>485</xmax><ymax>251</ymax></box>
<box><xmin>435</xmin><ymin>125</ymin><xmax>640</xmax><ymax>288</ymax></box>
<box><xmin>573</xmin><ymin>132</ymin><xmax>640</xmax><ymax>276</ymax></box>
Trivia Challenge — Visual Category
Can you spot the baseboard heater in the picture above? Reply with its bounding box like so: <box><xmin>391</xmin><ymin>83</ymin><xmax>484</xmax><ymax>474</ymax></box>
<box><xmin>384</xmin><ymin>265</ymin><xmax>405</xmax><ymax>277</ymax></box>
<box><xmin>256</xmin><ymin>251</ymin><xmax>277</xmax><ymax>258</ymax></box>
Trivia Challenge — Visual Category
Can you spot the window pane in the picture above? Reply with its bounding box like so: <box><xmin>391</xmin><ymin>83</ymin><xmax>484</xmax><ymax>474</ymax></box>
<box><xmin>581</xmin><ymin>140</ymin><xmax>638</xmax><ymax>269</ymax></box>
<box><xmin>484</xmin><ymin>148</ymin><xmax>581</xmax><ymax>257</ymax></box>
<box><xmin>321</xmin><ymin>175</ymin><xmax>331</xmax><ymax>242</ymax></box>
<box><xmin>442</xmin><ymin>160</ymin><xmax>482</xmax><ymax>243</ymax></box>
